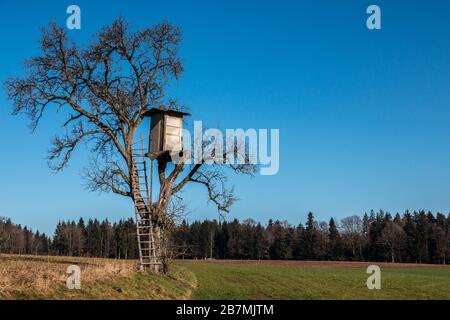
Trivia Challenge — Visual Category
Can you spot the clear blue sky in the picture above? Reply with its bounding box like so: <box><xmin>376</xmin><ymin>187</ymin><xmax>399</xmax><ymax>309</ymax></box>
<box><xmin>1</xmin><ymin>0</ymin><xmax>450</xmax><ymax>235</ymax></box>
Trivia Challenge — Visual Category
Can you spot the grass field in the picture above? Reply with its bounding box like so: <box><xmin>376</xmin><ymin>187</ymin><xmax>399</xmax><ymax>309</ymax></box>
<box><xmin>180</xmin><ymin>260</ymin><xmax>450</xmax><ymax>300</ymax></box>
<box><xmin>1</xmin><ymin>255</ymin><xmax>450</xmax><ymax>300</ymax></box>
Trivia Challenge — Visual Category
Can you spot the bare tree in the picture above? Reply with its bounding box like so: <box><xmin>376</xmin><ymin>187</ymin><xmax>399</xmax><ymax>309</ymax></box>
<box><xmin>379</xmin><ymin>221</ymin><xmax>406</xmax><ymax>263</ymax></box>
<box><xmin>340</xmin><ymin>215</ymin><xmax>363</xmax><ymax>260</ymax></box>
<box><xmin>434</xmin><ymin>226</ymin><xmax>448</xmax><ymax>265</ymax></box>
<box><xmin>5</xmin><ymin>19</ymin><xmax>255</xmax><ymax>272</ymax></box>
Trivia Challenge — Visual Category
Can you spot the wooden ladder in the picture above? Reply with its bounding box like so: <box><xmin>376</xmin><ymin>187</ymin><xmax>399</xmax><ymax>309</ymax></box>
<box><xmin>132</xmin><ymin>141</ymin><xmax>160</xmax><ymax>271</ymax></box>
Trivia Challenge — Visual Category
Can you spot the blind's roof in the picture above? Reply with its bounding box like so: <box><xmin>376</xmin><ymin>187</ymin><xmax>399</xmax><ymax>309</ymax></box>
<box><xmin>142</xmin><ymin>108</ymin><xmax>191</xmax><ymax>118</ymax></box>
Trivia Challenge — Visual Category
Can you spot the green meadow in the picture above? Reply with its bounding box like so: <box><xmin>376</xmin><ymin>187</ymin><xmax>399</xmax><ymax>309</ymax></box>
<box><xmin>180</xmin><ymin>261</ymin><xmax>450</xmax><ymax>300</ymax></box>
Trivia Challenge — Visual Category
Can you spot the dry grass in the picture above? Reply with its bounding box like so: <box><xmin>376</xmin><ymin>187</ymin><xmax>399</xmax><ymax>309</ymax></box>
<box><xmin>0</xmin><ymin>254</ymin><xmax>135</xmax><ymax>299</ymax></box>
<box><xmin>0</xmin><ymin>254</ymin><xmax>196</xmax><ymax>300</ymax></box>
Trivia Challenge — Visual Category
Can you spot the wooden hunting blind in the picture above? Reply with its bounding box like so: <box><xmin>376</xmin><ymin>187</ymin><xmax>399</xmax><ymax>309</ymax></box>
<box><xmin>143</xmin><ymin>108</ymin><xmax>190</xmax><ymax>160</ymax></box>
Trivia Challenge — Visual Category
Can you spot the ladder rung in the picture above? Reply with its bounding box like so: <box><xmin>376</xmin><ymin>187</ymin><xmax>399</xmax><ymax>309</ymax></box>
<box><xmin>140</xmin><ymin>258</ymin><xmax>159</xmax><ymax>261</ymax></box>
<box><xmin>138</xmin><ymin>231</ymin><xmax>153</xmax><ymax>234</ymax></box>
<box><xmin>138</xmin><ymin>235</ymin><xmax>153</xmax><ymax>239</ymax></box>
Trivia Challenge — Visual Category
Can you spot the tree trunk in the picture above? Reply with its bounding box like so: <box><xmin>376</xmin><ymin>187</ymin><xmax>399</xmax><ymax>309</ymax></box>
<box><xmin>391</xmin><ymin>246</ymin><xmax>395</xmax><ymax>263</ymax></box>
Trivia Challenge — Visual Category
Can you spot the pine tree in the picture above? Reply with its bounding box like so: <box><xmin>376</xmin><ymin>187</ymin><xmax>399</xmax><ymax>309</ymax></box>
<box><xmin>293</xmin><ymin>223</ymin><xmax>305</xmax><ymax>259</ymax></box>
<box><xmin>416</xmin><ymin>211</ymin><xmax>429</xmax><ymax>263</ymax></box>
<box><xmin>328</xmin><ymin>218</ymin><xmax>341</xmax><ymax>260</ymax></box>
<box><xmin>76</xmin><ymin>218</ymin><xmax>86</xmax><ymax>256</ymax></box>
<box><xmin>304</xmin><ymin>212</ymin><xmax>317</xmax><ymax>260</ymax></box>
<box><xmin>402</xmin><ymin>211</ymin><xmax>418</xmax><ymax>262</ymax></box>
<box><xmin>253</xmin><ymin>223</ymin><xmax>267</xmax><ymax>259</ymax></box>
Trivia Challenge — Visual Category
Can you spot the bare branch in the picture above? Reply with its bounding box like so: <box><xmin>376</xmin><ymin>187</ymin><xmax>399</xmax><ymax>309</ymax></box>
<box><xmin>47</xmin><ymin>123</ymin><xmax>103</xmax><ymax>171</ymax></box>
<box><xmin>190</xmin><ymin>169</ymin><xmax>237</xmax><ymax>214</ymax></box>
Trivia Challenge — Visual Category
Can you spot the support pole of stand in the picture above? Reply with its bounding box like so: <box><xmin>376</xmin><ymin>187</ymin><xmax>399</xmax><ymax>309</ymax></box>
<box><xmin>149</xmin><ymin>159</ymin><xmax>154</xmax><ymax>207</ymax></box>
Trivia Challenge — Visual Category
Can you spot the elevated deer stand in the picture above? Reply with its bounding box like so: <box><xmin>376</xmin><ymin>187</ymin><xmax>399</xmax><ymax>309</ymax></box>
<box><xmin>134</xmin><ymin>108</ymin><xmax>190</xmax><ymax>272</ymax></box>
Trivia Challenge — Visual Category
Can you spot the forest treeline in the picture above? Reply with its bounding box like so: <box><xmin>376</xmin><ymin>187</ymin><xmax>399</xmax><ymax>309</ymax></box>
<box><xmin>0</xmin><ymin>217</ymin><xmax>138</xmax><ymax>259</ymax></box>
<box><xmin>1</xmin><ymin>210</ymin><xmax>449</xmax><ymax>264</ymax></box>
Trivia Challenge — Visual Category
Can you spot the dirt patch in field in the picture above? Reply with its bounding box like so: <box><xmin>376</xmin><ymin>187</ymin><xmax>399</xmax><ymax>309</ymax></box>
<box><xmin>178</xmin><ymin>259</ymin><xmax>450</xmax><ymax>269</ymax></box>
